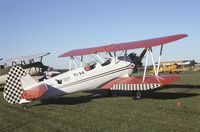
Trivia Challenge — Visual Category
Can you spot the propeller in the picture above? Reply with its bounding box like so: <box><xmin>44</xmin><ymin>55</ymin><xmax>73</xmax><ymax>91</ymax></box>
<box><xmin>128</xmin><ymin>48</ymin><xmax>147</xmax><ymax>72</ymax></box>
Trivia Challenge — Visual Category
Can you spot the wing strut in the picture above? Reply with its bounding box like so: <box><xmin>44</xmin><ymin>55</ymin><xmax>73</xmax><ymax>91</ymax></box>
<box><xmin>142</xmin><ymin>48</ymin><xmax>150</xmax><ymax>82</ymax></box>
<box><xmin>150</xmin><ymin>48</ymin><xmax>156</xmax><ymax>75</ymax></box>
<box><xmin>69</xmin><ymin>57</ymin><xmax>72</xmax><ymax>70</ymax></box>
<box><xmin>72</xmin><ymin>57</ymin><xmax>77</xmax><ymax>69</ymax></box>
<box><xmin>124</xmin><ymin>50</ymin><xmax>128</xmax><ymax>60</ymax></box>
<box><xmin>142</xmin><ymin>45</ymin><xmax>164</xmax><ymax>82</ymax></box>
<box><xmin>156</xmin><ymin>45</ymin><xmax>163</xmax><ymax>75</ymax></box>
<box><xmin>80</xmin><ymin>56</ymin><xmax>83</xmax><ymax>67</ymax></box>
<box><xmin>96</xmin><ymin>53</ymin><xmax>104</xmax><ymax>64</ymax></box>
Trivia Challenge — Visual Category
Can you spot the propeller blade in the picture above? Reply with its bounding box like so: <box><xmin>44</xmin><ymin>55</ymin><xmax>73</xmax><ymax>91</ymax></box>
<box><xmin>139</xmin><ymin>48</ymin><xmax>147</xmax><ymax>59</ymax></box>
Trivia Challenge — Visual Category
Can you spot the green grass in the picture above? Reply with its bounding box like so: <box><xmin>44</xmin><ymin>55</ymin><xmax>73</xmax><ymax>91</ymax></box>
<box><xmin>0</xmin><ymin>72</ymin><xmax>200</xmax><ymax>132</ymax></box>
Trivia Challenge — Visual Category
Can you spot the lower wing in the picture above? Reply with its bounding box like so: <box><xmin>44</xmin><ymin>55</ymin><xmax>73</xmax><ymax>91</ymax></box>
<box><xmin>101</xmin><ymin>75</ymin><xmax>180</xmax><ymax>91</ymax></box>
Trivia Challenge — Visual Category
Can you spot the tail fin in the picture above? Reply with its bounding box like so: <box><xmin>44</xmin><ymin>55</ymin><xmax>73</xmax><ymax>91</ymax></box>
<box><xmin>21</xmin><ymin>74</ymin><xmax>38</xmax><ymax>90</ymax></box>
<box><xmin>3</xmin><ymin>66</ymin><xmax>37</xmax><ymax>104</ymax></box>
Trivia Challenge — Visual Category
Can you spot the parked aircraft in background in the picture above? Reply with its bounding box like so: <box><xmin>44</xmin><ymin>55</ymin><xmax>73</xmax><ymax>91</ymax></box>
<box><xmin>150</xmin><ymin>61</ymin><xmax>190</xmax><ymax>74</ymax></box>
<box><xmin>3</xmin><ymin>34</ymin><xmax>188</xmax><ymax>108</ymax></box>
<box><xmin>0</xmin><ymin>58</ymin><xmax>2</xmax><ymax>69</ymax></box>
<box><xmin>0</xmin><ymin>52</ymin><xmax>50</xmax><ymax>85</ymax></box>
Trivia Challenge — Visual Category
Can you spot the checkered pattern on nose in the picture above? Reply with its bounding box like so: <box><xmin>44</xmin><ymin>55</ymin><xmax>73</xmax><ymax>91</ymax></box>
<box><xmin>3</xmin><ymin>66</ymin><xmax>26</xmax><ymax>104</ymax></box>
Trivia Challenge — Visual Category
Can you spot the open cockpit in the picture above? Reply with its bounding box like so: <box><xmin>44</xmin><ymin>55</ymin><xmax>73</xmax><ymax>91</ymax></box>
<box><xmin>65</xmin><ymin>51</ymin><xmax>131</xmax><ymax>72</ymax></box>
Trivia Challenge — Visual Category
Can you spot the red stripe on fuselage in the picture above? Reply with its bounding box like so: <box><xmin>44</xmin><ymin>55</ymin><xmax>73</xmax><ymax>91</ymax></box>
<box><xmin>20</xmin><ymin>83</ymin><xmax>48</xmax><ymax>100</ymax></box>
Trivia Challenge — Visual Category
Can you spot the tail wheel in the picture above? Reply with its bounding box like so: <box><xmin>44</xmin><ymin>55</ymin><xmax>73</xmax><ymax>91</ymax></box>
<box><xmin>23</xmin><ymin>104</ymin><xmax>32</xmax><ymax>109</ymax></box>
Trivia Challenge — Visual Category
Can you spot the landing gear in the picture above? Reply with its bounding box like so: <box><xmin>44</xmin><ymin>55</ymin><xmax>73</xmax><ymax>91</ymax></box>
<box><xmin>108</xmin><ymin>90</ymin><xmax>118</xmax><ymax>97</ymax></box>
<box><xmin>22</xmin><ymin>102</ymin><xmax>37</xmax><ymax>109</ymax></box>
<box><xmin>132</xmin><ymin>91</ymin><xmax>143</xmax><ymax>100</ymax></box>
<box><xmin>23</xmin><ymin>105</ymin><xmax>29</xmax><ymax>109</ymax></box>
<box><xmin>108</xmin><ymin>90</ymin><xmax>143</xmax><ymax>100</ymax></box>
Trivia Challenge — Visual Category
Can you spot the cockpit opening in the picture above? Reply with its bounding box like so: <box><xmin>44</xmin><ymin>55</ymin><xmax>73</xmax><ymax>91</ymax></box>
<box><xmin>101</xmin><ymin>59</ymin><xmax>111</xmax><ymax>66</ymax></box>
<box><xmin>84</xmin><ymin>63</ymin><xmax>96</xmax><ymax>71</ymax></box>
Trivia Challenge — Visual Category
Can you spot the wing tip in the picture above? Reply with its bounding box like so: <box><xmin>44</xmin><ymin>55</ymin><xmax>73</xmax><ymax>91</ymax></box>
<box><xmin>175</xmin><ymin>34</ymin><xmax>188</xmax><ymax>38</ymax></box>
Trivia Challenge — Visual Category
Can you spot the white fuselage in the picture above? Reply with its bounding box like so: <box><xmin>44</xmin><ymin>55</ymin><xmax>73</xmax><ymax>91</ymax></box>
<box><xmin>40</xmin><ymin>58</ymin><xmax>133</xmax><ymax>99</ymax></box>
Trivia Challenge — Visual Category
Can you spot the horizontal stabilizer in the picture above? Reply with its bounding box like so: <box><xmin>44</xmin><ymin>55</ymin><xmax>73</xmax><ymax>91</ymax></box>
<box><xmin>4</xmin><ymin>65</ymin><xmax>48</xmax><ymax>104</ymax></box>
<box><xmin>102</xmin><ymin>75</ymin><xmax>180</xmax><ymax>91</ymax></box>
<box><xmin>21</xmin><ymin>75</ymin><xmax>38</xmax><ymax>90</ymax></box>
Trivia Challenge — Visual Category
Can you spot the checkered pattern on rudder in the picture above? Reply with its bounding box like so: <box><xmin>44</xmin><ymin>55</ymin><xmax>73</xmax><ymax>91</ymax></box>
<box><xmin>3</xmin><ymin>66</ymin><xmax>26</xmax><ymax>104</ymax></box>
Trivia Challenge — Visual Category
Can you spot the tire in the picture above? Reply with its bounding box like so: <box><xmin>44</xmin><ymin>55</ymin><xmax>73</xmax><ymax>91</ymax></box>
<box><xmin>133</xmin><ymin>91</ymin><xmax>142</xmax><ymax>100</ymax></box>
<box><xmin>23</xmin><ymin>105</ymin><xmax>28</xmax><ymax>109</ymax></box>
<box><xmin>110</xmin><ymin>90</ymin><xmax>118</xmax><ymax>97</ymax></box>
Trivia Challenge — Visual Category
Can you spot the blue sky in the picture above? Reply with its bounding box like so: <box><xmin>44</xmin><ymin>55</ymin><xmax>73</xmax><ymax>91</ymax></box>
<box><xmin>0</xmin><ymin>0</ymin><xmax>200</xmax><ymax>68</ymax></box>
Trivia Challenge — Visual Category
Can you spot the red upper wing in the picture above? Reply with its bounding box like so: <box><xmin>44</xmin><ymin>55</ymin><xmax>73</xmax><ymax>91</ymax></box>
<box><xmin>59</xmin><ymin>34</ymin><xmax>187</xmax><ymax>57</ymax></box>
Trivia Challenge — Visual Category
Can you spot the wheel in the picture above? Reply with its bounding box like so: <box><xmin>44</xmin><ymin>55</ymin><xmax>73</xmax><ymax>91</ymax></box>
<box><xmin>109</xmin><ymin>90</ymin><xmax>118</xmax><ymax>97</ymax></box>
<box><xmin>133</xmin><ymin>91</ymin><xmax>142</xmax><ymax>100</ymax></box>
<box><xmin>23</xmin><ymin>105</ymin><xmax>29</xmax><ymax>109</ymax></box>
<box><xmin>23</xmin><ymin>104</ymin><xmax>32</xmax><ymax>109</ymax></box>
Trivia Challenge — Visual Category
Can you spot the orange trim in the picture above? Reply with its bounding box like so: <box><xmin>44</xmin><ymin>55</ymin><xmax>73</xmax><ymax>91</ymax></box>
<box><xmin>20</xmin><ymin>83</ymin><xmax>48</xmax><ymax>100</ymax></box>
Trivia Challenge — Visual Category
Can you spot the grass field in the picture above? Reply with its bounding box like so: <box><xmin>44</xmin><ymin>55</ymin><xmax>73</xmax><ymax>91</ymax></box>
<box><xmin>0</xmin><ymin>72</ymin><xmax>200</xmax><ymax>132</ymax></box>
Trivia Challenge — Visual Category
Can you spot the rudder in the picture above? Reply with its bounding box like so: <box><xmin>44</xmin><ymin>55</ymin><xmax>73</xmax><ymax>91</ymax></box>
<box><xmin>3</xmin><ymin>66</ymin><xmax>26</xmax><ymax>104</ymax></box>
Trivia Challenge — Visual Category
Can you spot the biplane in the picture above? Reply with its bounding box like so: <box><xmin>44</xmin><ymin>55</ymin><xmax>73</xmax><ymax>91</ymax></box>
<box><xmin>3</xmin><ymin>34</ymin><xmax>188</xmax><ymax>107</ymax></box>
<box><xmin>0</xmin><ymin>52</ymin><xmax>50</xmax><ymax>85</ymax></box>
